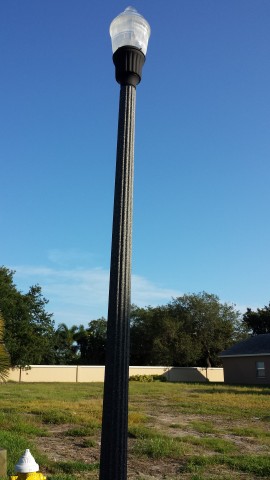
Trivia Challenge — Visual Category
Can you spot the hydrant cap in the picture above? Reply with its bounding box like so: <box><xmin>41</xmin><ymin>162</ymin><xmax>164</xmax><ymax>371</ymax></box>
<box><xmin>15</xmin><ymin>449</ymin><xmax>39</xmax><ymax>473</ymax></box>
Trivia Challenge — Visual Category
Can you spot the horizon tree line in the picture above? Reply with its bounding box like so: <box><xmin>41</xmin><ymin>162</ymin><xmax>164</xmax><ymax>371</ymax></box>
<box><xmin>0</xmin><ymin>266</ymin><xmax>269</xmax><ymax>372</ymax></box>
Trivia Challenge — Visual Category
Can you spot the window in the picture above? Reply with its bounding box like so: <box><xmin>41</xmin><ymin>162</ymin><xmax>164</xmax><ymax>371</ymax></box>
<box><xmin>256</xmin><ymin>361</ymin><xmax>266</xmax><ymax>378</ymax></box>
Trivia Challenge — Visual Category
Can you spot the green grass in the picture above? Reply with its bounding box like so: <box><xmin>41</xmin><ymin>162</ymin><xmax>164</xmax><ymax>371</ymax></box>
<box><xmin>186</xmin><ymin>454</ymin><xmax>270</xmax><ymax>477</ymax></box>
<box><xmin>128</xmin><ymin>424</ymin><xmax>160</xmax><ymax>439</ymax></box>
<box><xmin>64</xmin><ymin>427</ymin><xmax>96</xmax><ymax>437</ymax></box>
<box><xmin>190</xmin><ymin>420</ymin><xmax>216</xmax><ymax>434</ymax></box>
<box><xmin>0</xmin><ymin>430</ymin><xmax>48</xmax><ymax>475</ymax></box>
<box><xmin>134</xmin><ymin>435</ymin><xmax>189</xmax><ymax>459</ymax></box>
<box><xmin>230</xmin><ymin>426</ymin><xmax>270</xmax><ymax>439</ymax></box>
<box><xmin>30</xmin><ymin>408</ymin><xmax>76</xmax><ymax>425</ymax></box>
<box><xmin>47</xmin><ymin>476</ymin><xmax>79</xmax><ymax>480</ymax></box>
<box><xmin>52</xmin><ymin>461</ymin><xmax>99</xmax><ymax>474</ymax></box>
<box><xmin>182</xmin><ymin>435</ymin><xmax>237</xmax><ymax>454</ymax></box>
<box><xmin>0</xmin><ymin>381</ymin><xmax>269</xmax><ymax>479</ymax></box>
<box><xmin>81</xmin><ymin>438</ymin><xmax>96</xmax><ymax>448</ymax></box>
<box><xmin>0</xmin><ymin>411</ymin><xmax>47</xmax><ymax>436</ymax></box>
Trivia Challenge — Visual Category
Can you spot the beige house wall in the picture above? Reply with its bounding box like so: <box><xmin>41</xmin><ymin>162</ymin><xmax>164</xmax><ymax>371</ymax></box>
<box><xmin>7</xmin><ymin>365</ymin><xmax>223</xmax><ymax>383</ymax></box>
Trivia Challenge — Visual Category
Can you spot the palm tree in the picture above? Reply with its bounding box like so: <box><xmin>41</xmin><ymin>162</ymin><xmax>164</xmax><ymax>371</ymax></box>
<box><xmin>0</xmin><ymin>313</ymin><xmax>10</xmax><ymax>381</ymax></box>
<box><xmin>54</xmin><ymin>323</ymin><xmax>79</xmax><ymax>364</ymax></box>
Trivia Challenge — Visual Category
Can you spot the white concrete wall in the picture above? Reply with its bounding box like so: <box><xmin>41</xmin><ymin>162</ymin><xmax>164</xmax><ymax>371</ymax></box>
<box><xmin>7</xmin><ymin>365</ymin><xmax>224</xmax><ymax>383</ymax></box>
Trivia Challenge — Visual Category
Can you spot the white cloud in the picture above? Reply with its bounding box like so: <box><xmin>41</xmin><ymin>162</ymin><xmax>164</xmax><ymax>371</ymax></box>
<box><xmin>47</xmin><ymin>248</ymin><xmax>95</xmax><ymax>267</ymax></box>
<box><xmin>132</xmin><ymin>274</ymin><xmax>180</xmax><ymax>305</ymax></box>
<box><xmin>12</xmin><ymin>260</ymin><xmax>181</xmax><ymax>327</ymax></box>
<box><xmin>12</xmin><ymin>258</ymin><xmax>248</xmax><ymax>326</ymax></box>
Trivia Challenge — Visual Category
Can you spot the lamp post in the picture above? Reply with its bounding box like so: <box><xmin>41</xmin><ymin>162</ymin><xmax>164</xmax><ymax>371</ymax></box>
<box><xmin>99</xmin><ymin>7</ymin><xmax>150</xmax><ymax>480</ymax></box>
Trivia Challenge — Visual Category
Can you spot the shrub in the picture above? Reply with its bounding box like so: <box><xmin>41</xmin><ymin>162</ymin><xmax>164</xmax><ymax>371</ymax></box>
<box><xmin>129</xmin><ymin>374</ymin><xmax>166</xmax><ymax>383</ymax></box>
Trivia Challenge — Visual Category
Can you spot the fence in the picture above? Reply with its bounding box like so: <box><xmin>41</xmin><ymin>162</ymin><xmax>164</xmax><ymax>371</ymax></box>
<box><xmin>7</xmin><ymin>365</ymin><xmax>224</xmax><ymax>383</ymax></box>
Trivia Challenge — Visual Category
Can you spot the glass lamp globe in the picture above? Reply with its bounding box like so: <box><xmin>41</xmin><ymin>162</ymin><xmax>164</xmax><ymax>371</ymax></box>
<box><xmin>110</xmin><ymin>6</ymin><xmax>151</xmax><ymax>56</ymax></box>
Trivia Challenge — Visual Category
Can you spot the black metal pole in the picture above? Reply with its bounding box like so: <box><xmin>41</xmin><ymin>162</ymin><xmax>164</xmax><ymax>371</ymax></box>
<box><xmin>99</xmin><ymin>83</ymin><xmax>135</xmax><ymax>480</ymax></box>
<box><xmin>99</xmin><ymin>47</ymin><xmax>146</xmax><ymax>480</ymax></box>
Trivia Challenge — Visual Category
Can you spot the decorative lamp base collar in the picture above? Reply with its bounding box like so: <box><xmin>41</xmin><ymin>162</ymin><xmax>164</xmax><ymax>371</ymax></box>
<box><xmin>113</xmin><ymin>46</ymin><xmax>146</xmax><ymax>87</ymax></box>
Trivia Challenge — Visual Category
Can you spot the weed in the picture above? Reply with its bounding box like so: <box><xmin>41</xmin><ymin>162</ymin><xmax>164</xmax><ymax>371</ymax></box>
<box><xmin>128</xmin><ymin>425</ymin><xmax>160</xmax><ymax>439</ymax></box>
<box><xmin>30</xmin><ymin>409</ymin><xmax>75</xmax><ymax>425</ymax></box>
<box><xmin>134</xmin><ymin>435</ymin><xmax>189</xmax><ymax>459</ymax></box>
<box><xmin>183</xmin><ymin>435</ymin><xmax>237</xmax><ymax>454</ymax></box>
<box><xmin>231</xmin><ymin>426</ymin><xmax>270</xmax><ymax>438</ymax></box>
<box><xmin>81</xmin><ymin>438</ymin><xmax>96</xmax><ymax>448</ymax></box>
<box><xmin>64</xmin><ymin>426</ymin><xmax>95</xmax><ymax>437</ymax></box>
<box><xmin>190</xmin><ymin>420</ymin><xmax>216</xmax><ymax>434</ymax></box>
<box><xmin>47</xmin><ymin>475</ymin><xmax>77</xmax><ymax>480</ymax></box>
<box><xmin>53</xmin><ymin>460</ymin><xmax>99</xmax><ymax>473</ymax></box>
<box><xmin>128</xmin><ymin>411</ymin><xmax>148</xmax><ymax>425</ymax></box>
<box><xmin>224</xmin><ymin>454</ymin><xmax>270</xmax><ymax>477</ymax></box>
<box><xmin>186</xmin><ymin>454</ymin><xmax>270</xmax><ymax>477</ymax></box>
<box><xmin>169</xmin><ymin>423</ymin><xmax>181</xmax><ymax>429</ymax></box>
<box><xmin>0</xmin><ymin>411</ymin><xmax>46</xmax><ymax>436</ymax></box>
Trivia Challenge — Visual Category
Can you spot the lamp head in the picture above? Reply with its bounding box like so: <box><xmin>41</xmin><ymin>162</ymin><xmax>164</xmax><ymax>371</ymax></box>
<box><xmin>110</xmin><ymin>7</ymin><xmax>151</xmax><ymax>87</ymax></box>
<box><xmin>110</xmin><ymin>6</ymin><xmax>151</xmax><ymax>56</ymax></box>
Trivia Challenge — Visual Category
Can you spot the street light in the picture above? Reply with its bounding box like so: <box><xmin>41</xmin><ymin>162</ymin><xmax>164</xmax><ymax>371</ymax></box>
<box><xmin>99</xmin><ymin>7</ymin><xmax>150</xmax><ymax>480</ymax></box>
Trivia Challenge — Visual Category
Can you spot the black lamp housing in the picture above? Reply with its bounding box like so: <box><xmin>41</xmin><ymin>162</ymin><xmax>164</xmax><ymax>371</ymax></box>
<box><xmin>113</xmin><ymin>46</ymin><xmax>146</xmax><ymax>87</ymax></box>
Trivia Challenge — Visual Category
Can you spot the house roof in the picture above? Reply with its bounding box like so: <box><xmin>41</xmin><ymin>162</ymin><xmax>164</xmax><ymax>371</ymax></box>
<box><xmin>220</xmin><ymin>334</ymin><xmax>270</xmax><ymax>357</ymax></box>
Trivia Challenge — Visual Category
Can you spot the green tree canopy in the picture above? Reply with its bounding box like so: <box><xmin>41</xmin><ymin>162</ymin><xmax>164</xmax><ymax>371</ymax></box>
<box><xmin>74</xmin><ymin>318</ymin><xmax>107</xmax><ymax>365</ymax></box>
<box><xmin>0</xmin><ymin>267</ymin><xmax>56</xmax><ymax>367</ymax></box>
<box><xmin>130</xmin><ymin>305</ymin><xmax>188</xmax><ymax>366</ymax></box>
<box><xmin>168</xmin><ymin>292</ymin><xmax>243</xmax><ymax>367</ymax></box>
<box><xmin>242</xmin><ymin>304</ymin><xmax>270</xmax><ymax>335</ymax></box>
<box><xmin>130</xmin><ymin>292</ymin><xmax>243</xmax><ymax>367</ymax></box>
<box><xmin>0</xmin><ymin>313</ymin><xmax>10</xmax><ymax>381</ymax></box>
<box><xmin>53</xmin><ymin>323</ymin><xmax>80</xmax><ymax>364</ymax></box>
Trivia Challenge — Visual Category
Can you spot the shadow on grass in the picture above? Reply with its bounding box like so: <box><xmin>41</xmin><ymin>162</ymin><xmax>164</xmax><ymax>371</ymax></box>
<box><xmin>192</xmin><ymin>386</ymin><xmax>270</xmax><ymax>396</ymax></box>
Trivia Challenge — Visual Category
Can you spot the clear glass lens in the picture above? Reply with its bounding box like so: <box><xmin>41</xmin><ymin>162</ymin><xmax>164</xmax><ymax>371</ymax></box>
<box><xmin>110</xmin><ymin>7</ymin><xmax>151</xmax><ymax>55</ymax></box>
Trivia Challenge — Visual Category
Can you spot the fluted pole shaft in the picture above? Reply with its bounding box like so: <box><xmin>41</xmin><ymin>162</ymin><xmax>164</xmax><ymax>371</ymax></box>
<box><xmin>99</xmin><ymin>84</ymin><xmax>136</xmax><ymax>480</ymax></box>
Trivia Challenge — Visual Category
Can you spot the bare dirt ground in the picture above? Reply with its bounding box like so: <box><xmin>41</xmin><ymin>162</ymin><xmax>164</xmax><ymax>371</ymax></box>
<box><xmin>35</xmin><ymin>411</ymin><xmax>269</xmax><ymax>479</ymax></box>
<box><xmin>36</xmin><ymin>423</ymin><xmax>180</xmax><ymax>479</ymax></box>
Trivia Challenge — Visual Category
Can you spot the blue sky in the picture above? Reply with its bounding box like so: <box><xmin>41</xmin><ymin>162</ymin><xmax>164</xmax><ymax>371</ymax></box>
<box><xmin>1</xmin><ymin>0</ymin><xmax>270</xmax><ymax>327</ymax></box>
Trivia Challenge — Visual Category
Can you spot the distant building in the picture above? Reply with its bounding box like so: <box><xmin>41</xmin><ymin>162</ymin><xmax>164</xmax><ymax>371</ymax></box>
<box><xmin>220</xmin><ymin>334</ymin><xmax>270</xmax><ymax>385</ymax></box>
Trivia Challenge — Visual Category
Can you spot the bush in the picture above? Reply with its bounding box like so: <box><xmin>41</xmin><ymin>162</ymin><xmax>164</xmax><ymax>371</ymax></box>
<box><xmin>129</xmin><ymin>374</ymin><xmax>167</xmax><ymax>383</ymax></box>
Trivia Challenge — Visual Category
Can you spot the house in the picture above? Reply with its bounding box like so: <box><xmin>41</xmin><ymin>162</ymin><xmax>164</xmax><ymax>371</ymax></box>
<box><xmin>220</xmin><ymin>334</ymin><xmax>270</xmax><ymax>385</ymax></box>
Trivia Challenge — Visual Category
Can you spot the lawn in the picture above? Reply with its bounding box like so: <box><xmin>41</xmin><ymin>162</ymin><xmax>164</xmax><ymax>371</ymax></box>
<box><xmin>0</xmin><ymin>381</ymin><xmax>269</xmax><ymax>479</ymax></box>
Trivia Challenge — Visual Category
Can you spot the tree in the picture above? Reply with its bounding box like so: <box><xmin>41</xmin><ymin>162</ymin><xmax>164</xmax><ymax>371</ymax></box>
<box><xmin>24</xmin><ymin>285</ymin><xmax>56</xmax><ymax>364</ymax></box>
<box><xmin>130</xmin><ymin>305</ymin><xmax>188</xmax><ymax>366</ymax></box>
<box><xmin>54</xmin><ymin>323</ymin><xmax>79</xmax><ymax>364</ymax></box>
<box><xmin>130</xmin><ymin>293</ymin><xmax>243</xmax><ymax>367</ymax></box>
<box><xmin>74</xmin><ymin>318</ymin><xmax>107</xmax><ymax>365</ymax></box>
<box><xmin>242</xmin><ymin>304</ymin><xmax>270</xmax><ymax>335</ymax></box>
<box><xmin>0</xmin><ymin>267</ymin><xmax>56</xmax><ymax>367</ymax></box>
<box><xmin>85</xmin><ymin>318</ymin><xmax>107</xmax><ymax>364</ymax></box>
<box><xmin>73</xmin><ymin>324</ymin><xmax>89</xmax><ymax>364</ymax></box>
<box><xmin>169</xmin><ymin>292</ymin><xmax>243</xmax><ymax>367</ymax></box>
<box><xmin>0</xmin><ymin>313</ymin><xmax>10</xmax><ymax>381</ymax></box>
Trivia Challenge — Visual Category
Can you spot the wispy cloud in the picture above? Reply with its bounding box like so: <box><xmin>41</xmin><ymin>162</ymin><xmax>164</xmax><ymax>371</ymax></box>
<box><xmin>47</xmin><ymin>249</ymin><xmax>96</xmax><ymax>267</ymax></box>
<box><xmin>132</xmin><ymin>275</ymin><xmax>179</xmax><ymax>305</ymax></box>
<box><xmin>12</xmin><ymin>256</ymin><xmax>180</xmax><ymax>326</ymax></box>
<box><xmin>12</xmin><ymin>259</ymin><xmax>248</xmax><ymax>326</ymax></box>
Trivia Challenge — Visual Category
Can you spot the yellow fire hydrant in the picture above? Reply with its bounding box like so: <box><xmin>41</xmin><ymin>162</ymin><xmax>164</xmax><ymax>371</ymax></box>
<box><xmin>10</xmin><ymin>449</ymin><xmax>46</xmax><ymax>480</ymax></box>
